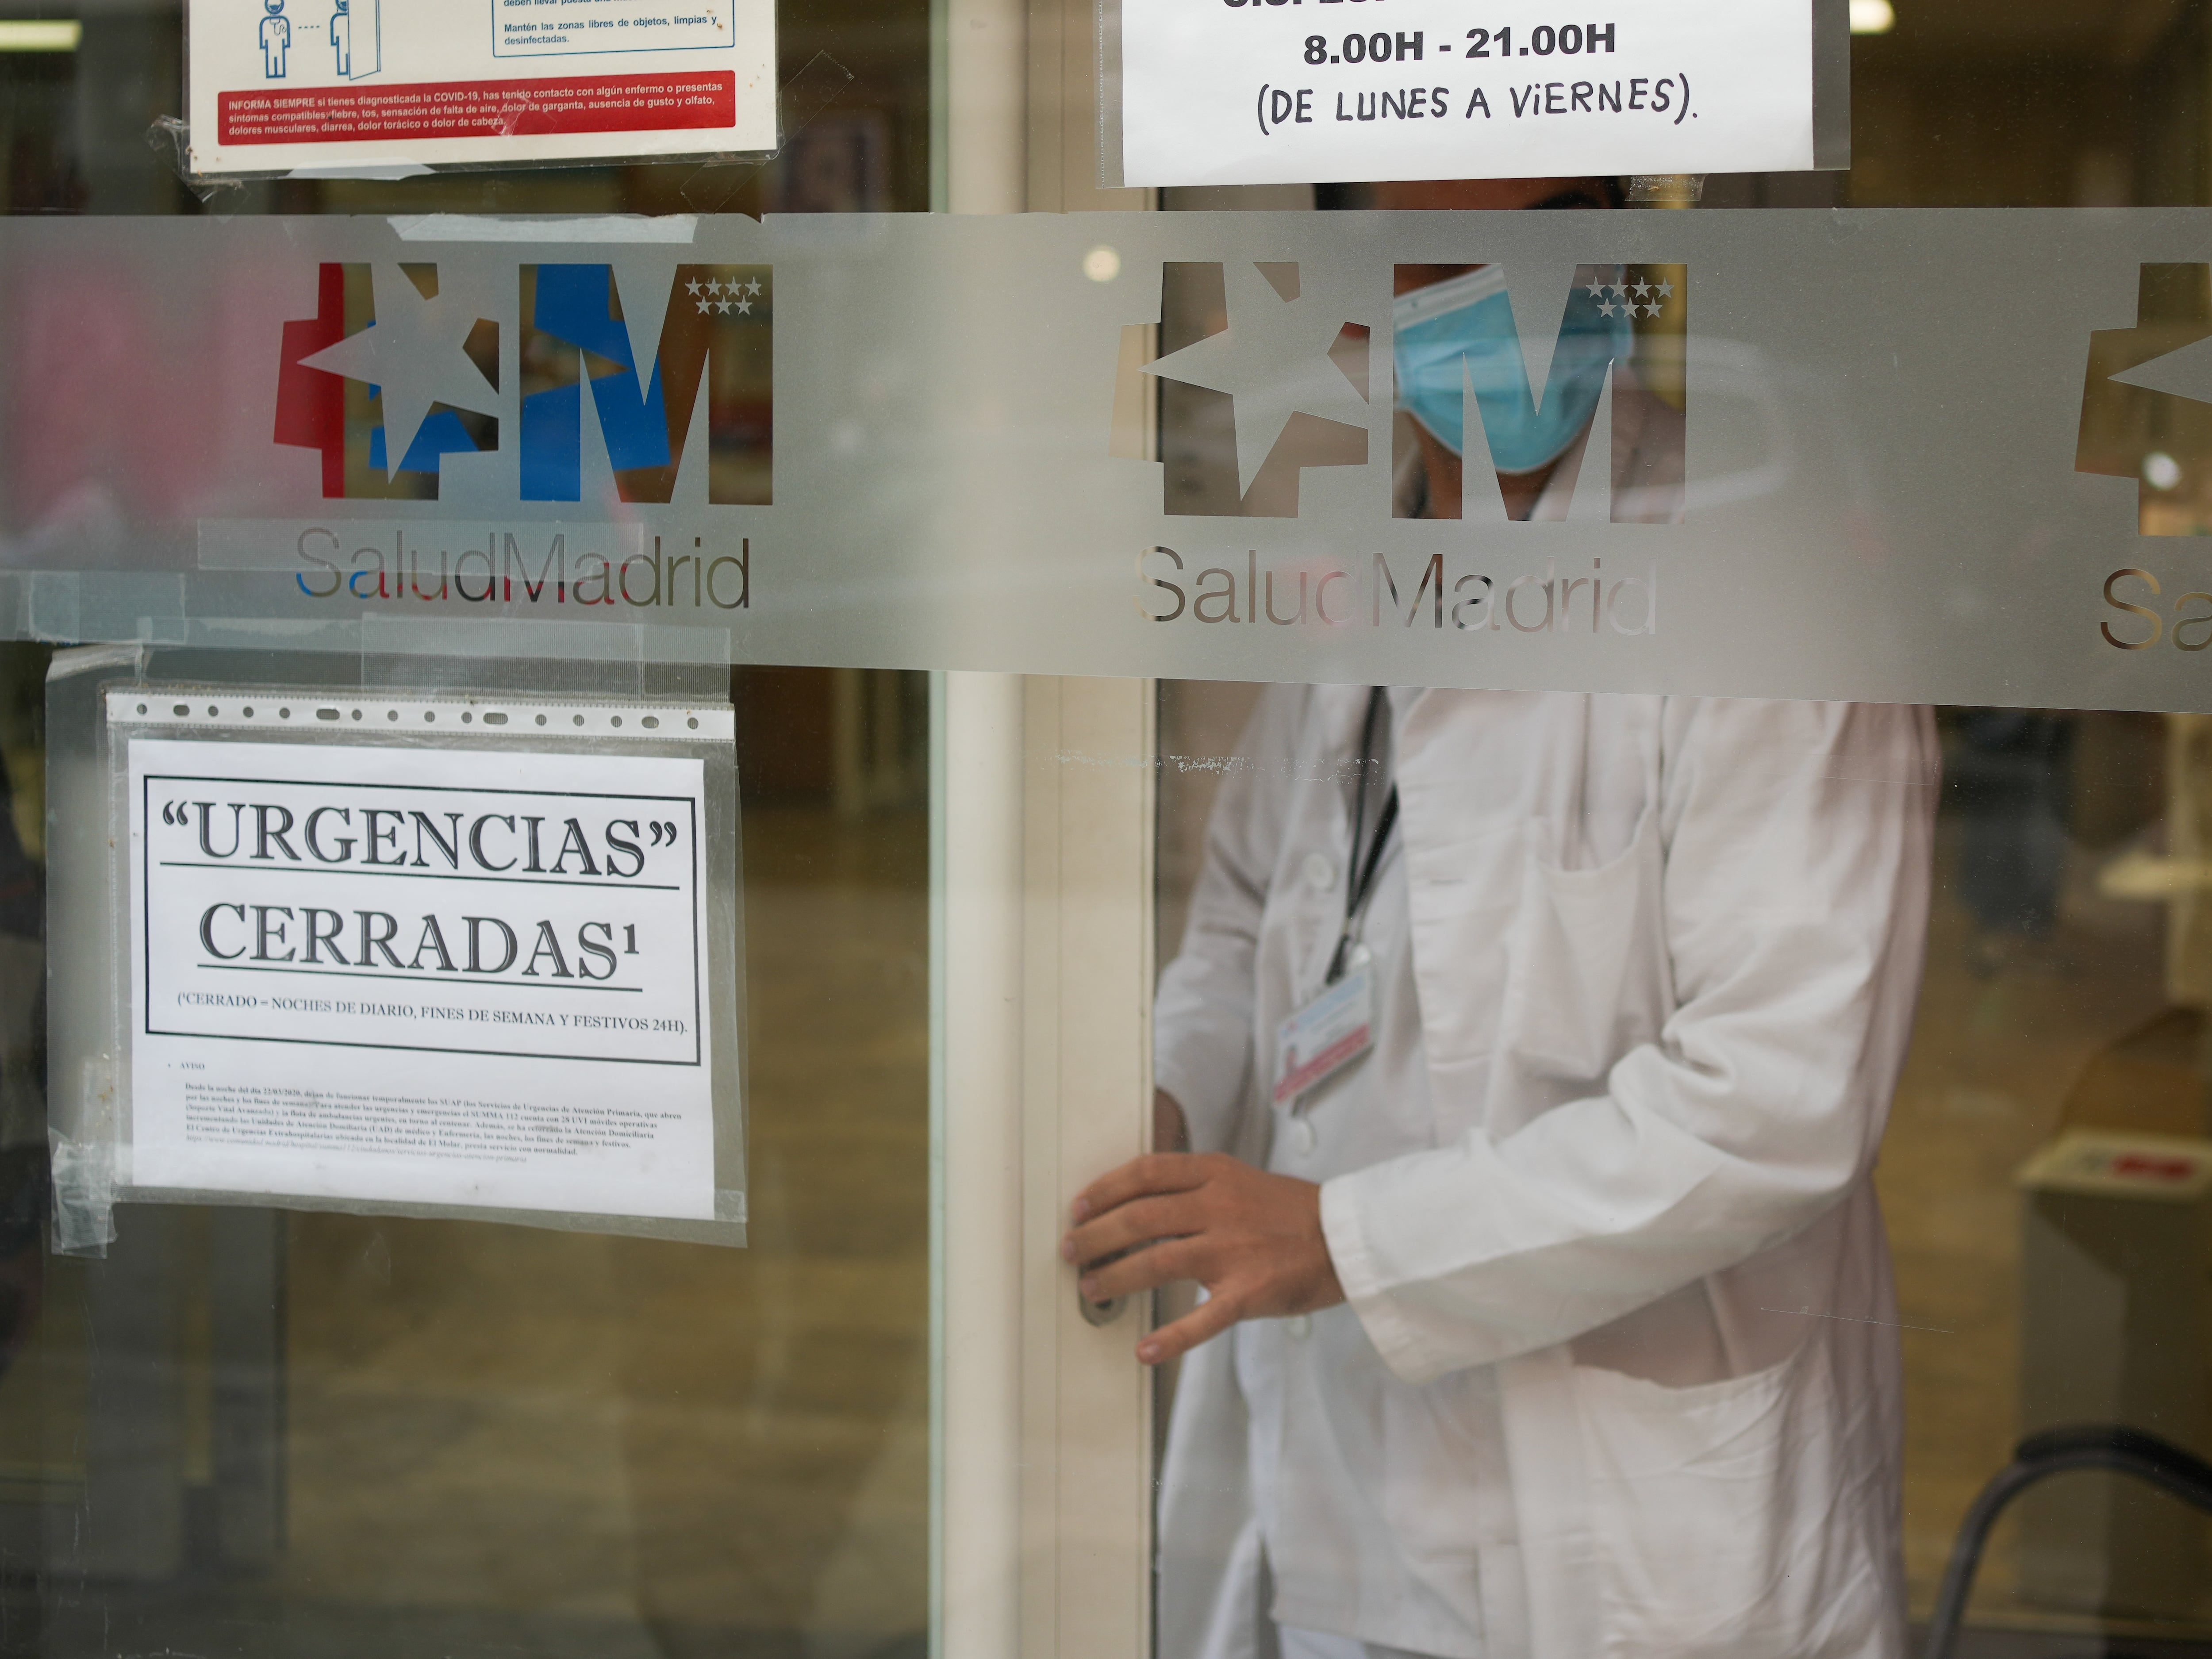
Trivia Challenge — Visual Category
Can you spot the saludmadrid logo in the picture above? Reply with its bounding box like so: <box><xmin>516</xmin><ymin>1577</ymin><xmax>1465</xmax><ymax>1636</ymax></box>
<box><xmin>289</xmin><ymin>527</ymin><xmax>753</xmax><ymax>612</ymax></box>
<box><xmin>1116</xmin><ymin>258</ymin><xmax>1684</xmax><ymax>637</ymax></box>
<box><xmin>273</xmin><ymin>259</ymin><xmax>768</xmax><ymax>610</ymax></box>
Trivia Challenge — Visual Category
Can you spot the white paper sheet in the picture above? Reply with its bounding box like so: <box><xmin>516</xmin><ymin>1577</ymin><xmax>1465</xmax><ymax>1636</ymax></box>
<box><xmin>186</xmin><ymin>0</ymin><xmax>776</xmax><ymax>177</ymax></box>
<box><xmin>1120</xmin><ymin>0</ymin><xmax>1814</xmax><ymax>187</ymax></box>
<box><xmin>127</xmin><ymin>737</ymin><xmax>718</xmax><ymax>1221</ymax></box>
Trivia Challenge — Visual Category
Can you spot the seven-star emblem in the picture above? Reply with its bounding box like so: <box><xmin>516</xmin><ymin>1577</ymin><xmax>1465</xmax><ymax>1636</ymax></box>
<box><xmin>674</xmin><ymin>274</ymin><xmax>766</xmax><ymax>321</ymax></box>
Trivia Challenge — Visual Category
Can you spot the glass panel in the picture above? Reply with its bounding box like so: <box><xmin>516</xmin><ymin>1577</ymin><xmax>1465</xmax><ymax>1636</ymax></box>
<box><xmin>0</xmin><ymin>0</ymin><xmax>939</xmax><ymax>1646</ymax></box>
<box><xmin>1119</xmin><ymin>29</ymin><xmax>2212</xmax><ymax>1659</ymax></box>
<box><xmin>1151</xmin><ymin>686</ymin><xmax>2212</xmax><ymax>1655</ymax></box>
<box><xmin>0</xmin><ymin>644</ymin><xmax>930</xmax><ymax>1658</ymax></box>
<box><xmin>10</xmin><ymin>0</ymin><xmax>2212</xmax><ymax>1656</ymax></box>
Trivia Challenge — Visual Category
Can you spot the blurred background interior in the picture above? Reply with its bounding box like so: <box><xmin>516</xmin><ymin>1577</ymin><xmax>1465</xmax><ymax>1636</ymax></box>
<box><xmin>0</xmin><ymin>0</ymin><xmax>2211</xmax><ymax>1654</ymax></box>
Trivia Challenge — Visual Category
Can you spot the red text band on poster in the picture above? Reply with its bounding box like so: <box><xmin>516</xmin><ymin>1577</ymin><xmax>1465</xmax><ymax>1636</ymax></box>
<box><xmin>219</xmin><ymin>73</ymin><xmax>736</xmax><ymax>146</ymax></box>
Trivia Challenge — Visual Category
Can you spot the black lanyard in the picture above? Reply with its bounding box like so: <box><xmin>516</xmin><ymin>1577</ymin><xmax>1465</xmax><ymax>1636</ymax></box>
<box><xmin>1326</xmin><ymin>687</ymin><xmax>1400</xmax><ymax>986</ymax></box>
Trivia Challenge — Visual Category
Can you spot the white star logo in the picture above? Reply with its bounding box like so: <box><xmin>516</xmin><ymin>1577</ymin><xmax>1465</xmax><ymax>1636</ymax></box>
<box><xmin>2111</xmin><ymin>332</ymin><xmax>2212</xmax><ymax>402</ymax></box>
<box><xmin>1142</xmin><ymin>262</ymin><xmax>1368</xmax><ymax>496</ymax></box>
<box><xmin>1630</xmin><ymin>279</ymin><xmax>1651</xmax><ymax>298</ymax></box>
<box><xmin>300</xmin><ymin>265</ymin><xmax>499</xmax><ymax>479</ymax></box>
<box><xmin>1598</xmin><ymin>300</ymin><xmax>1617</xmax><ymax>317</ymax></box>
<box><xmin>1585</xmin><ymin>280</ymin><xmax>1605</xmax><ymax>299</ymax></box>
<box><xmin>1656</xmin><ymin>280</ymin><xmax>1674</xmax><ymax>299</ymax></box>
<box><xmin>687</xmin><ymin>278</ymin><xmax>703</xmax><ymax>296</ymax></box>
<box><xmin>745</xmin><ymin>278</ymin><xmax>762</xmax><ymax>297</ymax></box>
<box><xmin>734</xmin><ymin>298</ymin><xmax>752</xmax><ymax>315</ymax></box>
<box><xmin>697</xmin><ymin>297</ymin><xmax>714</xmax><ymax>314</ymax></box>
<box><xmin>717</xmin><ymin>297</ymin><xmax>733</xmax><ymax>313</ymax></box>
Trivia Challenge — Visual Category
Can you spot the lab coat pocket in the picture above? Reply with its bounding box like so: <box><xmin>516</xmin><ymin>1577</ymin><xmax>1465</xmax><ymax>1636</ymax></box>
<box><xmin>1495</xmin><ymin>808</ymin><xmax>1666</xmax><ymax>1089</ymax></box>
<box><xmin>1569</xmin><ymin>1341</ymin><xmax>1882</xmax><ymax>1658</ymax></box>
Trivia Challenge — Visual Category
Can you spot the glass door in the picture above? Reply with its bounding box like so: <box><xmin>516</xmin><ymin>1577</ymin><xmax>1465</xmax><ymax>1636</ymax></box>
<box><xmin>7</xmin><ymin>3</ymin><xmax>2212</xmax><ymax>1659</ymax></box>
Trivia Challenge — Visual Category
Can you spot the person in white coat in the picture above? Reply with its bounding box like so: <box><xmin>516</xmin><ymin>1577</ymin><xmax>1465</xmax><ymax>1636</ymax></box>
<box><xmin>1061</xmin><ymin>177</ymin><xmax>1939</xmax><ymax>1659</ymax></box>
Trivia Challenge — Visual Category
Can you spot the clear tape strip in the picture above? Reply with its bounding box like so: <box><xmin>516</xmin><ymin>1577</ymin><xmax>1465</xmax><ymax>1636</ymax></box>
<box><xmin>50</xmin><ymin>1069</ymin><xmax>119</xmax><ymax>1258</ymax></box>
<box><xmin>105</xmin><ymin>687</ymin><xmax>736</xmax><ymax>741</ymax></box>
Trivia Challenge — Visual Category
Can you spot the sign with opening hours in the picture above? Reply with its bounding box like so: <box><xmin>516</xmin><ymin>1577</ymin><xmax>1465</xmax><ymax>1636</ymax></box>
<box><xmin>1118</xmin><ymin>0</ymin><xmax>1832</xmax><ymax>186</ymax></box>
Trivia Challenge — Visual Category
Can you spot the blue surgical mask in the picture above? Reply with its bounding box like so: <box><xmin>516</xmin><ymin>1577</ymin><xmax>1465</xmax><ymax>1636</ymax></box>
<box><xmin>1392</xmin><ymin>266</ymin><xmax>1633</xmax><ymax>473</ymax></box>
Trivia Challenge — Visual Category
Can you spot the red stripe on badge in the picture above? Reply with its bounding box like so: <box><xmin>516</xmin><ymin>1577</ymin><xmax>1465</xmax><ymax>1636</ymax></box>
<box><xmin>1274</xmin><ymin>1024</ymin><xmax>1370</xmax><ymax>1105</ymax></box>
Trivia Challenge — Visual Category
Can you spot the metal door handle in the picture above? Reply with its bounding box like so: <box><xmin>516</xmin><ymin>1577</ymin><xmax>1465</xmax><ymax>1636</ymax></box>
<box><xmin>1079</xmin><ymin>1286</ymin><xmax>1127</xmax><ymax>1326</ymax></box>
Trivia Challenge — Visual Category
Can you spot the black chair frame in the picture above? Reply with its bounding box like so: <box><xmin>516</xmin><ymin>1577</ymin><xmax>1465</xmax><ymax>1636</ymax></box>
<box><xmin>1922</xmin><ymin>1425</ymin><xmax>2212</xmax><ymax>1659</ymax></box>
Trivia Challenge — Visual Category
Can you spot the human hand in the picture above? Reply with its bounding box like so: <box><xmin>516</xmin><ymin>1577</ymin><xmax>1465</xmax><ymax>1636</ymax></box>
<box><xmin>1061</xmin><ymin>1144</ymin><xmax>1344</xmax><ymax>1366</ymax></box>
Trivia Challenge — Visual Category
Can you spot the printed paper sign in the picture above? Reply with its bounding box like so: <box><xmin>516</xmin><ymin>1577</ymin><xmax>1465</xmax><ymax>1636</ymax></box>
<box><xmin>186</xmin><ymin>0</ymin><xmax>774</xmax><ymax>176</ymax></box>
<box><xmin>127</xmin><ymin>737</ymin><xmax>717</xmax><ymax>1221</ymax></box>
<box><xmin>1120</xmin><ymin>0</ymin><xmax>1813</xmax><ymax>186</ymax></box>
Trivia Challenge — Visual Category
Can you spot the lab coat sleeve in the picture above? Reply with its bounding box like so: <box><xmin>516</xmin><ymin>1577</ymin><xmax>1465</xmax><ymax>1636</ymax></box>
<box><xmin>1152</xmin><ymin>687</ymin><xmax>1304</xmax><ymax>1154</ymax></box>
<box><xmin>1322</xmin><ymin>699</ymin><xmax>1938</xmax><ymax>1384</ymax></box>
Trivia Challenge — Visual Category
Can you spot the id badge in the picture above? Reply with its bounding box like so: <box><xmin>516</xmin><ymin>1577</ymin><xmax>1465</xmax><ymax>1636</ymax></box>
<box><xmin>1274</xmin><ymin>951</ymin><xmax>1375</xmax><ymax>1106</ymax></box>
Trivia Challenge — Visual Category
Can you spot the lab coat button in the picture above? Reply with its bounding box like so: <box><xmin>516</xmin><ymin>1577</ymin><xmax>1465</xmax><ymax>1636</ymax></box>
<box><xmin>1287</xmin><ymin>1315</ymin><xmax>1311</xmax><ymax>1339</ymax></box>
<box><xmin>1289</xmin><ymin>1115</ymin><xmax>1317</xmax><ymax>1155</ymax></box>
<box><xmin>1301</xmin><ymin>853</ymin><xmax>1336</xmax><ymax>892</ymax></box>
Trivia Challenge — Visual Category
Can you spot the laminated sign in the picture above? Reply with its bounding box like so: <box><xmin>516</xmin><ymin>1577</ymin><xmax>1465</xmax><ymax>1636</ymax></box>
<box><xmin>111</xmin><ymin>691</ymin><xmax>742</xmax><ymax>1230</ymax></box>
<box><xmin>185</xmin><ymin>0</ymin><xmax>775</xmax><ymax>177</ymax></box>
<box><xmin>1117</xmin><ymin>0</ymin><xmax>1831</xmax><ymax>187</ymax></box>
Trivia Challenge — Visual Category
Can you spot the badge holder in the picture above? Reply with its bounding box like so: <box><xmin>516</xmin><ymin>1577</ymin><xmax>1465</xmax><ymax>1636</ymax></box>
<box><xmin>1274</xmin><ymin>945</ymin><xmax>1375</xmax><ymax>1110</ymax></box>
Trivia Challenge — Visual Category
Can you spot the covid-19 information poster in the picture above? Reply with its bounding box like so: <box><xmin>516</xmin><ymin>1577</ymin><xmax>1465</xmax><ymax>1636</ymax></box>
<box><xmin>1118</xmin><ymin>0</ymin><xmax>1818</xmax><ymax>187</ymax></box>
<box><xmin>185</xmin><ymin>0</ymin><xmax>775</xmax><ymax>177</ymax></box>
<box><xmin>125</xmin><ymin>733</ymin><xmax>719</xmax><ymax>1222</ymax></box>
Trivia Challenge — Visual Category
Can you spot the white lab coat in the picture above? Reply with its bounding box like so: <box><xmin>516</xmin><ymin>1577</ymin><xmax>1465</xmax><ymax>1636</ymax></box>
<box><xmin>1153</xmin><ymin>687</ymin><xmax>1937</xmax><ymax>1659</ymax></box>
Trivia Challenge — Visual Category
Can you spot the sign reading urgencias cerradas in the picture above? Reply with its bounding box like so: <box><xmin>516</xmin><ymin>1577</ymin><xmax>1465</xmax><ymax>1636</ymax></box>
<box><xmin>127</xmin><ymin>725</ymin><xmax>715</xmax><ymax>1221</ymax></box>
